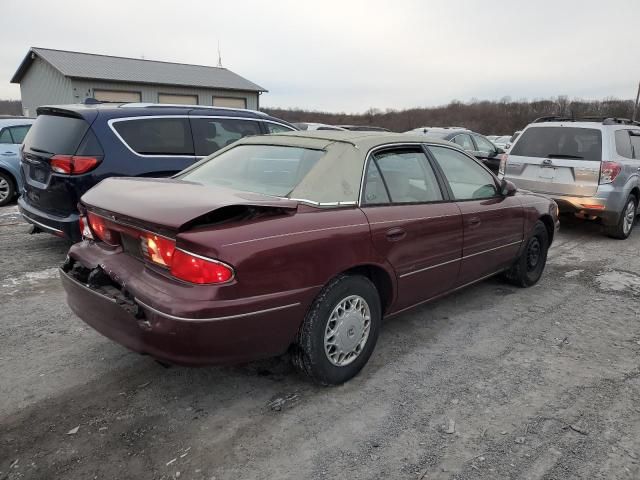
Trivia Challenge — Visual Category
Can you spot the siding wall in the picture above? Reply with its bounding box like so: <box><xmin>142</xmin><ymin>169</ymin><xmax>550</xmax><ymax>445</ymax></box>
<box><xmin>71</xmin><ymin>79</ymin><xmax>259</xmax><ymax>109</ymax></box>
<box><xmin>19</xmin><ymin>58</ymin><xmax>74</xmax><ymax>116</ymax></box>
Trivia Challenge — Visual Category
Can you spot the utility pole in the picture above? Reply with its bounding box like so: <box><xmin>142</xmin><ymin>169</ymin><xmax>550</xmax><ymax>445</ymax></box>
<box><xmin>633</xmin><ymin>81</ymin><xmax>640</xmax><ymax>122</ymax></box>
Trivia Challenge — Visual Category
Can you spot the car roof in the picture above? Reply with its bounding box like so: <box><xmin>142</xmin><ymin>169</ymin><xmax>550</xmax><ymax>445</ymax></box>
<box><xmin>237</xmin><ymin>130</ymin><xmax>455</xmax><ymax>150</ymax></box>
<box><xmin>523</xmin><ymin>121</ymin><xmax>611</xmax><ymax>131</ymax></box>
<box><xmin>0</xmin><ymin>117</ymin><xmax>34</xmax><ymax>127</ymax></box>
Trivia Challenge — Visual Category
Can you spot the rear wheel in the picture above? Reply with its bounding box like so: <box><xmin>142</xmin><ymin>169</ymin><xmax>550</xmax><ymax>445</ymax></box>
<box><xmin>292</xmin><ymin>275</ymin><xmax>381</xmax><ymax>385</ymax></box>
<box><xmin>0</xmin><ymin>172</ymin><xmax>16</xmax><ymax>207</ymax></box>
<box><xmin>606</xmin><ymin>195</ymin><xmax>637</xmax><ymax>240</ymax></box>
<box><xmin>504</xmin><ymin>220</ymin><xmax>549</xmax><ymax>287</ymax></box>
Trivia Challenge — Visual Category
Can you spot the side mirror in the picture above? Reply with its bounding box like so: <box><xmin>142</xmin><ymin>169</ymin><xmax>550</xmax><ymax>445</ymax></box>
<box><xmin>495</xmin><ymin>147</ymin><xmax>505</xmax><ymax>155</ymax></box>
<box><xmin>500</xmin><ymin>179</ymin><xmax>517</xmax><ymax>196</ymax></box>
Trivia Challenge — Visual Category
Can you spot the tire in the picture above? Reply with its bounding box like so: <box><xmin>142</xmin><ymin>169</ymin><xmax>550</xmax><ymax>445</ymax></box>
<box><xmin>606</xmin><ymin>194</ymin><xmax>637</xmax><ymax>240</ymax></box>
<box><xmin>503</xmin><ymin>220</ymin><xmax>549</xmax><ymax>288</ymax></box>
<box><xmin>0</xmin><ymin>172</ymin><xmax>16</xmax><ymax>207</ymax></box>
<box><xmin>292</xmin><ymin>274</ymin><xmax>381</xmax><ymax>385</ymax></box>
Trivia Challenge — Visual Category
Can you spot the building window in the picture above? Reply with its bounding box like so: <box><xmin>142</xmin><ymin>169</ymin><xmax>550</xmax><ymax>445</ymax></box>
<box><xmin>94</xmin><ymin>89</ymin><xmax>141</xmax><ymax>103</ymax></box>
<box><xmin>213</xmin><ymin>97</ymin><xmax>247</xmax><ymax>109</ymax></box>
<box><xmin>158</xmin><ymin>93</ymin><xmax>198</xmax><ymax>105</ymax></box>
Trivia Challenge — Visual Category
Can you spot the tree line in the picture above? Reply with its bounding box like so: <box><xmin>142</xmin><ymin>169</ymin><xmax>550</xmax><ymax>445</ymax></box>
<box><xmin>264</xmin><ymin>97</ymin><xmax>637</xmax><ymax>134</ymax></box>
<box><xmin>0</xmin><ymin>100</ymin><xmax>23</xmax><ymax>116</ymax></box>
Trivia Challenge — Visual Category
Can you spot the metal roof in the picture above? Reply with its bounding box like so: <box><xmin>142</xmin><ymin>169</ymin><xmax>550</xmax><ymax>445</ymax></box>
<box><xmin>11</xmin><ymin>47</ymin><xmax>267</xmax><ymax>92</ymax></box>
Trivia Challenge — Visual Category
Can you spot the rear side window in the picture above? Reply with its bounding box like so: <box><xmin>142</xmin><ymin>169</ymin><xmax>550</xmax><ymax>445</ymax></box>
<box><xmin>24</xmin><ymin>114</ymin><xmax>89</xmax><ymax>154</ymax></box>
<box><xmin>615</xmin><ymin>130</ymin><xmax>633</xmax><ymax>158</ymax></box>
<box><xmin>510</xmin><ymin>126</ymin><xmax>602</xmax><ymax>161</ymax></box>
<box><xmin>113</xmin><ymin>118</ymin><xmax>194</xmax><ymax>155</ymax></box>
<box><xmin>631</xmin><ymin>132</ymin><xmax>640</xmax><ymax>159</ymax></box>
<box><xmin>9</xmin><ymin>125</ymin><xmax>31</xmax><ymax>144</ymax></box>
<box><xmin>0</xmin><ymin>128</ymin><xmax>11</xmax><ymax>143</ymax></box>
<box><xmin>191</xmin><ymin>118</ymin><xmax>262</xmax><ymax>156</ymax></box>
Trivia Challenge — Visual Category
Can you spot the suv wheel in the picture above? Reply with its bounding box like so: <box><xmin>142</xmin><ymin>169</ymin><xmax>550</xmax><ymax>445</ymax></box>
<box><xmin>0</xmin><ymin>172</ymin><xmax>16</xmax><ymax>207</ymax></box>
<box><xmin>292</xmin><ymin>275</ymin><xmax>381</xmax><ymax>385</ymax></box>
<box><xmin>606</xmin><ymin>195</ymin><xmax>637</xmax><ymax>240</ymax></box>
<box><xmin>503</xmin><ymin>220</ymin><xmax>549</xmax><ymax>287</ymax></box>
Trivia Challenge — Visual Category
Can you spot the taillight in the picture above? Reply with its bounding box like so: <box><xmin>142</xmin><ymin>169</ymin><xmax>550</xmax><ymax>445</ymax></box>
<box><xmin>170</xmin><ymin>249</ymin><xmax>234</xmax><ymax>284</ymax></box>
<box><xmin>87</xmin><ymin>212</ymin><xmax>119</xmax><ymax>245</ymax></box>
<box><xmin>141</xmin><ymin>234</ymin><xmax>175</xmax><ymax>267</ymax></box>
<box><xmin>498</xmin><ymin>153</ymin><xmax>508</xmax><ymax>176</ymax></box>
<box><xmin>79</xmin><ymin>214</ymin><xmax>94</xmax><ymax>240</ymax></box>
<box><xmin>50</xmin><ymin>155</ymin><xmax>101</xmax><ymax>175</ymax></box>
<box><xmin>599</xmin><ymin>161</ymin><xmax>622</xmax><ymax>184</ymax></box>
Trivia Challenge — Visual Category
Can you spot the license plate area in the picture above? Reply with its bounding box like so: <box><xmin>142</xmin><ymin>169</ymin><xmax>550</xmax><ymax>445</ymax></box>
<box><xmin>538</xmin><ymin>167</ymin><xmax>556</xmax><ymax>180</ymax></box>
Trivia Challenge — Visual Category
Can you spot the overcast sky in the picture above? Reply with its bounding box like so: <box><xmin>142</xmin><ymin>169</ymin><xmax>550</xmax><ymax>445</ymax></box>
<box><xmin>1</xmin><ymin>0</ymin><xmax>639</xmax><ymax>113</ymax></box>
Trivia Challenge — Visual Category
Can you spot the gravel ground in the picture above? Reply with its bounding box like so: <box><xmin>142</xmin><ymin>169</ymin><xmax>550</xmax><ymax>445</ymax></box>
<box><xmin>1</xmin><ymin>202</ymin><xmax>639</xmax><ymax>480</ymax></box>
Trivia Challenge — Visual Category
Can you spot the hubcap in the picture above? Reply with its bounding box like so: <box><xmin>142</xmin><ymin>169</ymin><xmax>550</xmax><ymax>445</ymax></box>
<box><xmin>526</xmin><ymin>237</ymin><xmax>541</xmax><ymax>271</ymax></box>
<box><xmin>324</xmin><ymin>295</ymin><xmax>371</xmax><ymax>367</ymax></box>
<box><xmin>623</xmin><ymin>200</ymin><xmax>635</xmax><ymax>235</ymax></box>
<box><xmin>0</xmin><ymin>178</ymin><xmax>9</xmax><ymax>202</ymax></box>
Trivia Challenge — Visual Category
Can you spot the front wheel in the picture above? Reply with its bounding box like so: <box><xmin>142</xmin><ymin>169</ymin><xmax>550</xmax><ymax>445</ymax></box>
<box><xmin>292</xmin><ymin>275</ymin><xmax>381</xmax><ymax>385</ymax></box>
<box><xmin>606</xmin><ymin>195</ymin><xmax>637</xmax><ymax>240</ymax></box>
<box><xmin>503</xmin><ymin>220</ymin><xmax>549</xmax><ymax>288</ymax></box>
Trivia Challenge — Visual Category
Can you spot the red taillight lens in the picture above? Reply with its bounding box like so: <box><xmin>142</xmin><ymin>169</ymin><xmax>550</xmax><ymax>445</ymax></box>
<box><xmin>51</xmin><ymin>155</ymin><xmax>101</xmax><ymax>175</ymax></box>
<box><xmin>170</xmin><ymin>249</ymin><xmax>234</xmax><ymax>284</ymax></box>
<box><xmin>599</xmin><ymin>161</ymin><xmax>622</xmax><ymax>185</ymax></box>
<box><xmin>79</xmin><ymin>215</ymin><xmax>93</xmax><ymax>240</ymax></box>
<box><xmin>87</xmin><ymin>212</ymin><xmax>119</xmax><ymax>245</ymax></box>
<box><xmin>141</xmin><ymin>234</ymin><xmax>175</xmax><ymax>267</ymax></box>
<box><xmin>499</xmin><ymin>153</ymin><xmax>508</xmax><ymax>176</ymax></box>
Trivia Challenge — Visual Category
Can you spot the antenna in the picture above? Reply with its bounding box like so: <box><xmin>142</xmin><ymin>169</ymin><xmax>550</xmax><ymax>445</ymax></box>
<box><xmin>217</xmin><ymin>40</ymin><xmax>223</xmax><ymax>68</ymax></box>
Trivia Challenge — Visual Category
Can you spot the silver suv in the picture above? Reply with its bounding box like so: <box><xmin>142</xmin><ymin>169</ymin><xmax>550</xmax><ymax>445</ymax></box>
<box><xmin>499</xmin><ymin>117</ymin><xmax>640</xmax><ymax>239</ymax></box>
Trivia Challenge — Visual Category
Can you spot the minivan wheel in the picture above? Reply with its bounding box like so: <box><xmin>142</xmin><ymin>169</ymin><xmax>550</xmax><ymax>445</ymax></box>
<box><xmin>503</xmin><ymin>220</ymin><xmax>549</xmax><ymax>288</ymax></box>
<box><xmin>292</xmin><ymin>275</ymin><xmax>381</xmax><ymax>385</ymax></box>
<box><xmin>0</xmin><ymin>172</ymin><xmax>16</xmax><ymax>207</ymax></box>
<box><xmin>606</xmin><ymin>195</ymin><xmax>637</xmax><ymax>240</ymax></box>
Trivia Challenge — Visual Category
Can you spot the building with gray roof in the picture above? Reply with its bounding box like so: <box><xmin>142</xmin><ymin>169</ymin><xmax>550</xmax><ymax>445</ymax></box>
<box><xmin>11</xmin><ymin>47</ymin><xmax>267</xmax><ymax>116</ymax></box>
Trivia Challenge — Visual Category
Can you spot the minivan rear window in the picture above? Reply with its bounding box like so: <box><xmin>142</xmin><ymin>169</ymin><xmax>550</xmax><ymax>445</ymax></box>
<box><xmin>113</xmin><ymin>118</ymin><xmax>194</xmax><ymax>155</ymax></box>
<box><xmin>23</xmin><ymin>114</ymin><xmax>89</xmax><ymax>154</ymax></box>
<box><xmin>510</xmin><ymin>126</ymin><xmax>602</xmax><ymax>161</ymax></box>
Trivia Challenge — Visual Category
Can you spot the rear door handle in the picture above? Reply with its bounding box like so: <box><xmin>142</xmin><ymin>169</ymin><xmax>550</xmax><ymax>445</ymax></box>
<box><xmin>467</xmin><ymin>216</ymin><xmax>481</xmax><ymax>227</ymax></box>
<box><xmin>385</xmin><ymin>227</ymin><xmax>406</xmax><ymax>242</ymax></box>
<box><xmin>2</xmin><ymin>152</ymin><xmax>14</xmax><ymax>156</ymax></box>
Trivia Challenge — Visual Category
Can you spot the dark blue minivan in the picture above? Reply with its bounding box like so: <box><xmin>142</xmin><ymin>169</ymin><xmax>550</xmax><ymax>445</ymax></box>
<box><xmin>19</xmin><ymin>103</ymin><xmax>296</xmax><ymax>241</ymax></box>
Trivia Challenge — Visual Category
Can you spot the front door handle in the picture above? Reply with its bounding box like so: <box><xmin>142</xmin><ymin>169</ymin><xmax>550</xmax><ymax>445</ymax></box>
<box><xmin>385</xmin><ymin>227</ymin><xmax>406</xmax><ymax>242</ymax></box>
<box><xmin>2</xmin><ymin>152</ymin><xmax>14</xmax><ymax>156</ymax></box>
<box><xmin>467</xmin><ymin>216</ymin><xmax>481</xmax><ymax>227</ymax></box>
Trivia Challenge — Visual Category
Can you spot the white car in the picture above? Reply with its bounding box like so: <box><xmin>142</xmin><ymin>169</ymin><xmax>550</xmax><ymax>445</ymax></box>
<box><xmin>293</xmin><ymin>122</ymin><xmax>346</xmax><ymax>131</ymax></box>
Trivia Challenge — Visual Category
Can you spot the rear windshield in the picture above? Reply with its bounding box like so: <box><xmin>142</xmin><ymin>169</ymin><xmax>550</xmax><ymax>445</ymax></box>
<box><xmin>23</xmin><ymin>114</ymin><xmax>89</xmax><ymax>154</ymax></box>
<box><xmin>179</xmin><ymin>145</ymin><xmax>325</xmax><ymax>197</ymax></box>
<box><xmin>511</xmin><ymin>126</ymin><xmax>602</xmax><ymax>161</ymax></box>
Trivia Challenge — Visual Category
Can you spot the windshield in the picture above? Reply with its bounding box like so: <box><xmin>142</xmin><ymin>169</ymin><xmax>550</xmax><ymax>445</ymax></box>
<box><xmin>179</xmin><ymin>145</ymin><xmax>324</xmax><ymax>197</ymax></box>
<box><xmin>495</xmin><ymin>136</ymin><xmax>510</xmax><ymax>143</ymax></box>
<box><xmin>510</xmin><ymin>127</ymin><xmax>602</xmax><ymax>161</ymax></box>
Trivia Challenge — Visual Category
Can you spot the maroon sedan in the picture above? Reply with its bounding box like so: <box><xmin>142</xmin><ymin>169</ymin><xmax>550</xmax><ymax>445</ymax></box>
<box><xmin>60</xmin><ymin>131</ymin><xmax>559</xmax><ymax>384</ymax></box>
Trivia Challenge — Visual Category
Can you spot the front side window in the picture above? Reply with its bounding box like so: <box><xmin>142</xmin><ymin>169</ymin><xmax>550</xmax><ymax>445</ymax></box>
<box><xmin>9</xmin><ymin>125</ymin><xmax>31</xmax><ymax>144</ymax></box>
<box><xmin>474</xmin><ymin>135</ymin><xmax>496</xmax><ymax>154</ymax></box>
<box><xmin>113</xmin><ymin>118</ymin><xmax>193</xmax><ymax>155</ymax></box>
<box><xmin>265</xmin><ymin>122</ymin><xmax>294</xmax><ymax>134</ymax></box>
<box><xmin>429</xmin><ymin>146</ymin><xmax>498</xmax><ymax>200</ymax></box>
<box><xmin>191</xmin><ymin>118</ymin><xmax>261</xmax><ymax>156</ymax></box>
<box><xmin>452</xmin><ymin>134</ymin><xmax>474</xmax><ymax>151</ymax></box>
<box><xmin>510</xmin><ymin>126</ymin><xmax>602</xmax><ymax>161</ymax></box>
<box><xmin>365</xmin><ymin>149</ymin><xmax>443</xmax><ymax>204</ymax></box>
<box><xmin>0</xmin><ymin>128</ymin><xmax>12</xmax><ymax>144</ymax></box>
<box><xmin>615</xmin><ymin>130</ymin><xmax>633</xmax><ymax>159</ymax></box>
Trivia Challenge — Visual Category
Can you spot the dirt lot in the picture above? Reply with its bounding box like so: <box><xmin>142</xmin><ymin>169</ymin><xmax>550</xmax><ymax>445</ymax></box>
<box><xmin>1</xmin><ymin>202</ymin><xmax>639</xmax><ymax>480</ymax></box>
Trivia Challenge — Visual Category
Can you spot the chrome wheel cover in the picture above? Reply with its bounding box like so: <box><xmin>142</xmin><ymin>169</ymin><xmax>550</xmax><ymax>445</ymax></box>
<box><xmin>324</xmin><ymin>295</ymin><xmax>371</xmax><ymax>367</ymax></box>
<box><xmin>623</xmin><ymin>200</ymin><xmax>635</xmax><ymax>235</ymax></box>
<box><xmin>0</xmin><ymin>177</ymin><xmax>9</xmax><ymax>202</ymax></box>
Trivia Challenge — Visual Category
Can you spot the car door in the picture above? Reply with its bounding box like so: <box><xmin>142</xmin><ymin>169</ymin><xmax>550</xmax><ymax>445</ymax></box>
<box><xmin>359</xmin><ymin>146</ymin><xmax>463</xmax><ymax>311</ymax></box>
<box><xmin>428</xmin><ymin>145</ymin><xmax>523</xmax><ymax>286</ymax></box>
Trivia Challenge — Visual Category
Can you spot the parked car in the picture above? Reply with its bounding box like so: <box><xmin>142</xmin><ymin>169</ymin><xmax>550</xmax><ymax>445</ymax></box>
<box><xmin>500</xmin><ymin>117</ymin><xmax>640</xmax><ymax>239</ymax></box>
<box><xmin>337</xmin><ymin>125</ymin><xmax>391</xmax><ymax>132</ymax></box>
<box><xmin>493</xmin><ymin>135</ymin><xmax>512</xmax><ymax>149</ymax></box>
<box><xmin>0</xmin><ymin>116</ymin><xmax>33</xmax><ymax>206</ymax></box>
<box><xmin>487</xmin><ymin>135</ymin><xmax>499</xmax><ymax>141</ymax></box>
<box><xmin>61</xmin><ymin>131</ymin><xmax>558</xmax><ymax>385</ymax></box>
<box><xmin>19</xmin><ymin>103</ymin><xmax>295</xmax><ymax>241</ymax></box>
<box><xmin>293</xmin><ymin>122</ymin><xmax>346</xmax><ymax>131</ymax></box>
<box><xmin>411</xmin><ymin>127</ymin><xmax>505</xmax><ymax>173</ymax></box>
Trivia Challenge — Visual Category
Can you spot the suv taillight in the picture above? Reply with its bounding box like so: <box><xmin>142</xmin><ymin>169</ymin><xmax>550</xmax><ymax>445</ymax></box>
<box><xmin>599</xmin><ymin>161</ymin><xmax>622</xmax><ymax>185</ymax></box>
<box><xmin>499</xmin><ymin>153</ymin><xmax>508</xmax><ymax>176</ymax></box>
<box><xmin>51</xmin><ymin>155</ymin><xmax>101</xmax><ymax>175</ymax></box>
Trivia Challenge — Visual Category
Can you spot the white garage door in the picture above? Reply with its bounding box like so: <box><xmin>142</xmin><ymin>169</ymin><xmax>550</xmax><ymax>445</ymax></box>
<box><xmin>93</xmin><ymin>90</ymin><xmax>141</xmax><ymax>103</ymax></box>
<box><xmin>158</xmin><ymin>93</ymin><xmax>198</xmax><ymax>105</ymax></box>
<box><xmin>213</xmin><ymin>97</ymin><xmax>247</xmax><ymax>109</ymax></box>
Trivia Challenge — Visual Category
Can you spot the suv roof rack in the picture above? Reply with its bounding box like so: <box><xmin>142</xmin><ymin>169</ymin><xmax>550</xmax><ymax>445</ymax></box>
<box><xmin>119</xmin><ymin>102</ymin><xmax>267</xmax><ymax>116</ymax></box>
<box><xmin>533</xmin><ymin>116</ymin><xmax>640</xmax><ymax>126</ymax></box>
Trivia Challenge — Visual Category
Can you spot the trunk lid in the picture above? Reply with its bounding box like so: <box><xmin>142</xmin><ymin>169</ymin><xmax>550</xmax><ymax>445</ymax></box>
<box><xmin>81</xmin><ymin>177</ymin><xmax>299</xmax><ymax>231</ymax></box>
<box><xmin>504</xmin><ymin>125</ymin><xmax>602</xmax><ymax>197</ymax></box>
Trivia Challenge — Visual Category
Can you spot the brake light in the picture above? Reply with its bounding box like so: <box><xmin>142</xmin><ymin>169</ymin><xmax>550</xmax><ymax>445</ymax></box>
<box><xmin>599</xmin><ymin>161</ymin><xmax>622</xmax><ymax>184</ymax></box>
<box><xmin>141</xmin><ymin>234</ymin><xmax>175</xmax><ymax>267</ymax></box>
<box><xmin>50</xmin><ymin>155</ymin><xmax>101</xmax><ymax>175</ymax></box>
<box><xmin>499</xmin><ymin>154</ymin><xmax>508</xmax><ymax>176</ymax></box>
<box><xmin>87</xmin><ymin>212</ymin><xmax>119</xmax><ymax>245</ymax></box>
<box><xmin>170</xmin><ymin>249</ymin><xmax>234</xmax><ymax>284</ymax></box>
